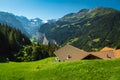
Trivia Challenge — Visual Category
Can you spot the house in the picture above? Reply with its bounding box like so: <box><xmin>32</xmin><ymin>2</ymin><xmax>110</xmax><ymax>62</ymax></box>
<box><xmin>54</xmin><ymin>45</ymin><xmax>88</xmax><ymax>61</ymax></box>
<box><xmin>54</xmin><ymin>45</ymin><xmax>116</xmax><ymax>61</ymax></box>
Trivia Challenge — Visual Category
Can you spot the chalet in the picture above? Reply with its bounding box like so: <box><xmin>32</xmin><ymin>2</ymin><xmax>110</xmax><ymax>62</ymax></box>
<box><xmin>54</xmin><ymin>45</ymin><xmax>88</xmax><ymax>61</ymax></box>
<box><xmin>54</xmin><ymin>45</ymin><xmax>116</xmax><ymax>61</ymax></box>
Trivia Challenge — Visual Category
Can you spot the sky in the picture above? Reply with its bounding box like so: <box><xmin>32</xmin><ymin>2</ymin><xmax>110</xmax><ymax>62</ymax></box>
<box><xmin>0</xmin><ymin>0</ymin><xmax>120</xmax><ymax>20</ymax></box>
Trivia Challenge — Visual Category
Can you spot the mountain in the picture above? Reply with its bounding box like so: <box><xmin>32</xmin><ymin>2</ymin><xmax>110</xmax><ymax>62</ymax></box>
<box><xmin>0</xmin><ymin>12</ymin><xmax>28</xmax><ymax>35</ymax></box>
<box><xmin>16</xmin><ymin>16</ymin><xmax>43</xmax><ymax>36</ymax></box>
<box><xmin>0</xmin><ymin>11</ymin><xmax>44</xmax><ymax>37</ymax></box>
<box><xmin>47</xmin><ymin>19</ymin><xmax>57</xmax><ymax>23</ymax></box>
<box><xmin>39</xmin><ymin>7</ymin><xmax>120</xmax><ymax>51</ymax></box>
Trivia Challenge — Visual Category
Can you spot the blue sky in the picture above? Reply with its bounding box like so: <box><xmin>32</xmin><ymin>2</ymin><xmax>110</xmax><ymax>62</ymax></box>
<box><xmin>0</xmin><ymin>0</ymin><xmax>120</xmax><ymax>20</ymax></box>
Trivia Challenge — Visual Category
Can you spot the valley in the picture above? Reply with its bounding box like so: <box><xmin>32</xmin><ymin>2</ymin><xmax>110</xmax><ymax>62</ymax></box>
<box><xmin>1</xmin><ymin>7</ymin><xmax>120</xmax><ymax>62</ymax></box>
<box><xmin>0</xmin><ymin>0</ymin><xmax>120</xmax><ymax>79</ymax></box>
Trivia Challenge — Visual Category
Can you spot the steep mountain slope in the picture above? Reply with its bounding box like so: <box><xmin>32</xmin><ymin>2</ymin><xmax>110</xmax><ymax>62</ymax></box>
<box><xmin>16</xmin><ymin>16</ymin><xmax>43</xmax><ymax>35</ymax></box>
<box><xmin>39</xmin><ymin>7</ymin><xmax>120</xmax><ymax>51</ymax></box>
<box><xmin>0</xmin><ymin>12</ymin><xmax>28</xmax><ymax>35</ymax></box>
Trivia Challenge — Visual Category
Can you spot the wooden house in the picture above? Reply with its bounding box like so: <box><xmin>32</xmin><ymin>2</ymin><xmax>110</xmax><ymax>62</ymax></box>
<box><xmin>54</xmin><ymin>45</ymin><xmax>116</xmax><ymax>61</ymax></box>
<box><xmin>54</xmin><ymin>45</ymin><xmax>88</xmax><ymax>61</ymax></box>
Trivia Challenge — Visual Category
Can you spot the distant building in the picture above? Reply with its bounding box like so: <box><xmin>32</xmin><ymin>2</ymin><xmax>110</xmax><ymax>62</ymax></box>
<box><xmin>54</xmin><ymin>45</ymin><xmax>117</xmax><ymax>62</ymax></box>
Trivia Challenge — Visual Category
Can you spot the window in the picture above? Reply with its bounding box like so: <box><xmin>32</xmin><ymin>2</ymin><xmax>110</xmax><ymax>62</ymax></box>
<box><xmin>67</xmin><ymin>54</ymin><xmax>71</xmax><ymax>59</ymax></box>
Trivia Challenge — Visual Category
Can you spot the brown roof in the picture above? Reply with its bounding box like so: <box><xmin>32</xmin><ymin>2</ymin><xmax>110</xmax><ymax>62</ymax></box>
<box><xmin>100</xmin><ymin>47</ymin><xmax>115</xmax><ymax>51</ymax></box>
<box><xmin>54</xmin><ymin>45</ymin><xmax>88</xmax><ymax>61</ymax></box>
<box><xmin>54</xmin><ymin>45</ymin><xmax>116</xmax><ymax>61</ymax></box>
<box><xmin>89</xmin><ymin>50</ymin><xmax>116</xmax><ymax>60</ymax></box>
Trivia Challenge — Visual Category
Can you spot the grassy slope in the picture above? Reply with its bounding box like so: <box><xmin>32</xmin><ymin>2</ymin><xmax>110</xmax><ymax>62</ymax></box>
<box><xmin>0</xmin><ymin>58</ymin><xmax>120</xmax><ymax>80</ymax></box>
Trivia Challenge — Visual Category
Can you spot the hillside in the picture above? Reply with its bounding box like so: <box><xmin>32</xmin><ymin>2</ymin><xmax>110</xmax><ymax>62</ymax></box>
<box><xmin>39</xmin><ymin>7</ymin><xmax>120</xmax><ymax>51</ymax></box>
<box><xmin>0</xmin><ymin>57</ymin><xmax>120</xmax><ymax>80</ymax></box>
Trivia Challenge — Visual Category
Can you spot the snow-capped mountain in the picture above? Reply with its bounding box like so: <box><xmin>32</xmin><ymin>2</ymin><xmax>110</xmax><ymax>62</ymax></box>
<box><xmin>0</xmin><ymin>11</ymin><xmax>44</xmax><ymax>37</ymax></box>
<box><xmin>0</xmin><ymin>11</ymin><xmax>57</xmax><ymax>44</ymax></box>
<box><xmin>0</xmin><ymin>11</ymin><xmax>28</xmax><ymax>35</ymax></box>
<box><xmin>30</xmin><ymin>18</ymin><xmax>43</xmax><ymax>26</ymax></box>
<box><xmin>16</xmin><ymin>16</ymin><xmax>43</xmax><ymax>36</ymax></box>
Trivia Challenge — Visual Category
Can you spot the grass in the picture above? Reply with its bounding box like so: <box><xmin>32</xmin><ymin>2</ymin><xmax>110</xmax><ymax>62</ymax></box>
<box><xmin>0</xmin><ymin>57</ymin><xmax>120</xmax><ymax>80</ymax></box>
<box><xmin>93</xmin><ymin>38</ymin><xmax>100</xmax><ymax>42</ymax></box>
<box><xmin>67</xmin><ymin>38</ymin><xmax>79</xmax><ymax>44</ymax></box>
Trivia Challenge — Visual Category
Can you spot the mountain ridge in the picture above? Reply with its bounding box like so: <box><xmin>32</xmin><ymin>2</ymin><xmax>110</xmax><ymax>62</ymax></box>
<box><xmin>39</xmin><ymin>7</ymin><xmax>120</xmax><ymax>51</ymax></box>
<box><xmin>0</xmin><ymin>11</ymin><xmax>45</xmax><ymax>37</ymax></box>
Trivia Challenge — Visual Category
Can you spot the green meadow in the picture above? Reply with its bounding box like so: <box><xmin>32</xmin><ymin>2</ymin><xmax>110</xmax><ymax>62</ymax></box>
<box><xmin>0</xmin><ymin>57</ymin><xmax>120</xmax><ymax>80</ymax></box>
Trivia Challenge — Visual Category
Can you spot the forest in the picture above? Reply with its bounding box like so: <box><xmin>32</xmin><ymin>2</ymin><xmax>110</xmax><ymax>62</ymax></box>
<box><xmin>0</xmin><ymin>24</ymin><xmax>58</xmax><ymax>62</ymax></box>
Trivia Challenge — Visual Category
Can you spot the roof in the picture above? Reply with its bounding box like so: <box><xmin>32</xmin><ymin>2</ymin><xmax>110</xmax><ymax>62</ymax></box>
<box><xmin>89</xmin><ymin>50</ymin><xmax>115</xmax><ymax>59</ymax></box>
<box><xmin>114</xmin><ymin>49</ymin><xmax>120</xmax><ymax>58</ymax></box>
<box><xmin>100</xmin><ymin>47</ymin><xmax>115</xmax><ymax>51</ymax></box>
<box><xmin>54</xmin><ymin>45</ymin><xmax>88</xmax><ymax>61</ymax></box>
<box><xmin>100</xmin><ymin>47</ymin><xmax>120</xmax><ymax>59</ymax></box>
<box><xmin>54</xmin><ymin>45</ymin><xmax>116</xmax><ymax>61</ymax></box>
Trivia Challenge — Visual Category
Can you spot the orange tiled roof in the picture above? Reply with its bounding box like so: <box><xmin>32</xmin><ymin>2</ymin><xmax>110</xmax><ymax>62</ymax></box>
<box><xmin>100</xmin><ymin>47</ymin><xmax>115</xmax><ymax>51</ymax></box>
<box><xmin>115</xmin><ymin>49</ymin><xmax>120</xmax><ymax>58</ymax></box>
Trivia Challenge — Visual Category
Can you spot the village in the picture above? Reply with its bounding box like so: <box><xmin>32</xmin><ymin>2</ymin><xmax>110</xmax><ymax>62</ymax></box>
<box><xmin>54</xmin><ymin>45</ymin><xmax>120</xmax><ymax>61</ymax></box>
